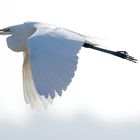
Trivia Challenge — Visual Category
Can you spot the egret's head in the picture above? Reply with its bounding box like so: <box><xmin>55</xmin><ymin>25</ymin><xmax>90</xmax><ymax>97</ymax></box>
<box><xmin>0</xmin><ymin>22</ymin><xmax>38</xmax><ymax>52</ymax></box>
<box><xmin>0</xmin><ymin>22</ymin><xmax>38</xmax><ymax>36</ymax></box>
<box><xmin>0</xmin><ymin>27</ymin><xmax>11</xmax><ymax>35</ymax></box>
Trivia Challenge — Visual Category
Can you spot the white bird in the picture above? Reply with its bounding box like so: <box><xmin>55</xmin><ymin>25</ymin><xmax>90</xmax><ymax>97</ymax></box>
<box><xmin>0</xmin><ymin>22</ymin><xmax>137</xmax><ymax>109</ymax></box>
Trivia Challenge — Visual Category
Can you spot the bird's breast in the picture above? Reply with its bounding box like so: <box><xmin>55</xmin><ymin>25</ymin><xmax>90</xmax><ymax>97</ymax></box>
<box><xmin>6</xmin><ymin>35</ymin><xmax>27</xmax><ymax>52</ymax></box>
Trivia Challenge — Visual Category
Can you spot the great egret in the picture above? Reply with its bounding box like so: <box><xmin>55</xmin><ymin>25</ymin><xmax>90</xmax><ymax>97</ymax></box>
<box><xmin>0</xmin><ymin>22</ymin><xmax>137</xmax><ymax>109</ymax></box>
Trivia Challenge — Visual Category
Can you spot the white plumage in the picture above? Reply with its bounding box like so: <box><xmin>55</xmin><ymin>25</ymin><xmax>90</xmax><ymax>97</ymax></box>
<box><xmin>0</xmin><ymin>22</ymin><xmax>137</xmax><ymax>109</ymax></box>
<box><xmin>25</xmin><ymin>23</ymin><xmax>84</xmax><ymax>108</ymax></box>
<box><xmin>0</xmin><ymin>22</ymin><xmax>85</xmax><ymax>109</ymax></box>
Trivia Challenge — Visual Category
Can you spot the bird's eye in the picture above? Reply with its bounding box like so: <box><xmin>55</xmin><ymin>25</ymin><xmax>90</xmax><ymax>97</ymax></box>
<box><xmin>4</xmin><ymin>28</ymin><xmax>11</xmax><ymax>32</ymax></box>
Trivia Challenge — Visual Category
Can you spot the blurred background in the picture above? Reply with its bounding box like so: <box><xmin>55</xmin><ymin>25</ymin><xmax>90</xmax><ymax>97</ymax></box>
<box><xmin>0</xmin><ymin>0</ymin><xmax>140</xmax><ymax>139</ymax></box>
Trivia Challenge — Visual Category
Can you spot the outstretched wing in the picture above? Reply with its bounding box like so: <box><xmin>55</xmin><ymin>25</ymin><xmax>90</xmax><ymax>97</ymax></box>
<box><xmin>23</xmin><ymin>49</ymin><xmax>53</xmax><ymax>109</ymax></box>
<box><xmin>23</xmin><ymin>25</ymin><xmax>84</xmax><ymax>108</ymax></box>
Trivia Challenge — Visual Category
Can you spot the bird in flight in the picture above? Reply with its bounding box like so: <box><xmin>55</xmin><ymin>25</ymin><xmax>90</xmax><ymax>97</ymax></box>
<box><xmin>0</xmin><ymin>22</ymin><xmax>137</xmax><ymax>109</ymax></box>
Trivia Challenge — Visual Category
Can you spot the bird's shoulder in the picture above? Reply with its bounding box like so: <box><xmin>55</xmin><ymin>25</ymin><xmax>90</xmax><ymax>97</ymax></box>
<box><xmin>31</xmin><ymin>23</ymin><xmax>84</xmax><ymax>42</ymax></box>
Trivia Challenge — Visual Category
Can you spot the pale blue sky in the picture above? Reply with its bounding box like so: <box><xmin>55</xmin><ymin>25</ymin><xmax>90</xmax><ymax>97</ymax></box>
<box><xmin>0</xmin><ymin>0</ymin><xmax>140</xmax><ymax>139</ymax></box>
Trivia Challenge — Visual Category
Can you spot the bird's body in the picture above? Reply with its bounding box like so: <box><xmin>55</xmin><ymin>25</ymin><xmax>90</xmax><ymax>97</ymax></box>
<box><xmin>0</xmin><ymin>22</ymin><xmax>137</xmax><ymax>109</ymax></box>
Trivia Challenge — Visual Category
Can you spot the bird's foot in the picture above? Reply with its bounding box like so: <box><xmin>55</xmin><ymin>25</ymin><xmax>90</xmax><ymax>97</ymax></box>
<box><xmin>115</xmin><ymin>51</ymin><xmax>137</xmax><ymax>63</ymax></box>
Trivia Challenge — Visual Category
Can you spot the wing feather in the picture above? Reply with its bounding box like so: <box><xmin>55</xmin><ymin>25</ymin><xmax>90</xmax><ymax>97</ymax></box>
<box><xmin>22</xmin><ymin>49</ymin><xmax>52</xmax><ymax>109</ymax></box>
<box><xmin>23</xmin><ymin>25</ymin><xmax>84</xmax><ymax>108</ymax></box>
